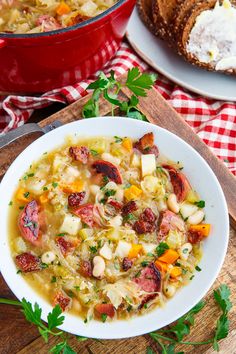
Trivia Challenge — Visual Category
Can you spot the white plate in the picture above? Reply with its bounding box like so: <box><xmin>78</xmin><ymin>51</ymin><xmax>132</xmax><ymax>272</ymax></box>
<box><xmin>126</xmin><ymin>7</ymin><xmax>236</xmax><ymax>101</ymax></box>
<box><xmin>0</xmin><ymin>117</ymin><xmax>229</xmax><ymax>339</ymax></box>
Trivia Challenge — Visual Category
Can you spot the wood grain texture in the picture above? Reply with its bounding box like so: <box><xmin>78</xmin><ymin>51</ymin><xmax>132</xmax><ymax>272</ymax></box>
<box><xmin>0</xmin><ymin>84</ymin><xmax>235</xmax><ymax>354</ymax></box>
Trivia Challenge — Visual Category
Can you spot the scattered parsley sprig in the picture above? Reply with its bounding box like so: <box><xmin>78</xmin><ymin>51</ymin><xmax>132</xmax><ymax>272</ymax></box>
<box><xmin>0</xmin><ymin>284</ymin><xmax>231</xmax><ymax>353</ymax></box>
<box><xmin>149</xmin><ymin>284</ymin><xmax>232</xmax><ymax>353</ymax></box>
<box><xmin>82</xmin><ymin>68</ymin><xmax>157</xmax><ymax>120</ymax></box>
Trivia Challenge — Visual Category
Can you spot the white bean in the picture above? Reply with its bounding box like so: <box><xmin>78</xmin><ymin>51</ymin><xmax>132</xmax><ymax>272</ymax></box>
<box><xmin>179</xmin><ymin>243</ymin><xmax>193</xmax><ymax>260</ymax></box>
<box><xmin>99</xmin><ymin>243</ymin><xmax>112</xmax><ymax>260</ymax></box>
<box><xmin>188</xmin><ymin>210</ymin><xmax>205</xmax><ymax>225</ymax></box>
<box><xmin>164</xmin><ymin>284</ymin><xmax>176</xmax><ymax>298</ymax></box>
<box><xmin>41</xmin><ymin>251</ymin><xmax>56</xmax><ymax>264</ymax></box>
<box><xmin>167</xmin><ymin>193</ymin><xmax>180</xmax><ymax>214</ymax></box>
<box><xmin>92</xmin><ymin>256</ymin><xmax>105</xmax><ymax>278</ymax></box>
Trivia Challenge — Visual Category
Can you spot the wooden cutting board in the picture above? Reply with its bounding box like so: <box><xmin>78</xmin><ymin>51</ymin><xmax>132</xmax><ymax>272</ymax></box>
<box><xmin>0</xmin><ymin>84</ymin><xmax>235</xmax><ymax>354</ymax></box>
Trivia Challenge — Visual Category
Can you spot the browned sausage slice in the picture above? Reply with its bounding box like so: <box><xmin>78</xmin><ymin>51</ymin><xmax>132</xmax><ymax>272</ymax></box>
<box><xmin>134</xmin><ymin>263</ymin><xmax>161</xmax><ymax>308</ymax></box>
<box><xmin>92</xmin><ymin>160</ymin><xmax>122</xmax><ymax>184</ymax></box>
<box><xmin>163</xmin><ymin>165</ymin><xmax>191</xmax><ymax>202</ymax></box>
<box><xmin>18</xmin><ymin>200</ymin><xmax>40</xmax><ymax>246</ymax></box>
<box><xmin>53</xmin><ymin>290</ymin><xmax>72</xmax><ymax>312</ymax></box>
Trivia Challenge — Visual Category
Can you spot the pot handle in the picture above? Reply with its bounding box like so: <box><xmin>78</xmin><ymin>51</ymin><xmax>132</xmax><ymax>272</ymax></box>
<box><xmin>0</xmin><ymin>123</ymin><xmax>44</xmax><ymax>149</ymax></box>
<box><xmin>0</xmin><ymin>39</ymin><xmax>7</xmax><ymax>49</ymax></box>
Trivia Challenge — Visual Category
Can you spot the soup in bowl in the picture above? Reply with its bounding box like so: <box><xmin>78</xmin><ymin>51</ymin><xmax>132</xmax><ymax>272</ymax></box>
<box><xmin>0</xmin><ymin>117</ymin><xmax>229</xmax><ymax>339</ymax></box>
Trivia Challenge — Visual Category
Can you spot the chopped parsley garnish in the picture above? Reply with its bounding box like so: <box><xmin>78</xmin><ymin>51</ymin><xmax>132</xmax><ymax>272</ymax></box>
<box><xmin>127</xmin><ymin>305</ymin><xmax>132</xmax><ymax>312</ymax></box>
<box><xmin>104</xmin><ymin>189</ymin><xmax>116</xmax><ymax>197</ymax></box>
<box><xmin>57</xmin><ymin>233</ymin><xmax>66</xmax><ymax>237</ymax></box>
<box><xmin>8</xmin><ymin>201</ymin><xmax>13</xmax><ymax>206</ymax></box>
<box><xmin>195</xmin><ymin>265</ymin><xmax>202</xmax><ymax>272</ymax></box>
<box><xmin>16</xmin><ymin>269</ymin><xmax>22</xmax><ymax>274</ymax></box>
<box><xmin>141</xmin><ymin>261</ymin><xmax>149</xmax><ymax>267</ymax></box>
<box><xmin>28</xmin><ymin>173</ymin><xmax>34</xmax><ymax>177</ymax></box>
<box><xmin>182</xmin><ymin>269</ymin><xmax>188</xmax><ymax>274</ymax></box>
<box><xmin>103</xmin><ymin>176</ymin><xmax>109</xmax><ymax>184</ymax></box>
<box><xmin>19</xmin><ymin>206</ymin><xmax>24</xmax><ymax>210</ymax></box>
<box><xmin>43</xmin><ymin>186</ymin><xmax>48</xmax><ymax>191</ymax></box>
<box><xmin>90</xmin><ymin>149</ymin><xmax>99</xmax><ymax>156</ymax></box>
<box><xmin>195</xmin><ymin>200</ymin><xmax>205</xmax><ymax>208</ymax></box>
<box><xmin>84</xmin><ymin>318</ymin><xmax>88</xmax><ymax>323</ymax></box>
<box><xmin>144</xmin><ymin>303</ymin><xmax>148</xmax><ymax>309</ymax></box>
<box><xmin>114</xmin><ymin>136</ymin><xmax>123</xmax><ymax>143</ymax></box>
<box><xmin>41</xmin><ymin>263</ymin><xmax>49</xmax><ymax>269</ymax></box>
<box><xmin>89</xmin><ymin>246</ymin><xmax>98</xmax><ymax>254</ymax></box>
<box><xmin>147</xmin><ymin>252</ymin><xmax>155</xmax><ymax>257</ymax></box>
<box><xmin>100</xmin><ymin>198</ymin><xmax>107</xmax><ymax>204</ymax></box>
<box><xmin>123</xmin><ymin>213</ymin><xmax>136</xmax><ymax>223</ymax></box>
<box><xmin>101</xmin><ymin>313</ymin><xmax>107</xmax><ymax>323</ymax></box>
<box><xmin>156</xmin><ymin>166</ymin><xmax>165</xmax><ymax>173</ymax></box>
<box><xmin>23</xmin><ymin>192</ymin><xmax>30</xmax><ymax>198</ymax></box>
<box><xmin>74</xmin><ymin>286</ymin><xmax>80</xmax><ymax>291</ymax></box>
<box><xmin>52</xmin><ymin>182</ymin><xmax>58</xmax><ymax>188</ymax></box>
<box><xmin>97</xmin><ymin>240</ymin><xmax>102</xmax><ymax>249</ymax></box>
<box><xmin>67</xmin><ymin>291</ymin><xmax>74</xmax><ymax>298</ymax></box>
<box><xmin>134</xmin><ymin>270</ymin><xmax>141</xmax><ymax>278</ymax></box>
<box><xmin>190</xmin><ymin>275</ymin><xmax>195</xmax><ymax>280</ymax></box>
<box><xmin>156</xmin><ymin>242</ymin><xmax>169</xmax><ymax>257</ymax></box>
<box><xmin>51</xmin><ymin>276</ymin><xmax>57</xmax><ymax>283</ymax></box>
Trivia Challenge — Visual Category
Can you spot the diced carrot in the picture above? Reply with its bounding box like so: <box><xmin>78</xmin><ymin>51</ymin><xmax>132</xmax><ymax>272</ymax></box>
<box><xmin>56</xmin><ymin>1</ymin><xmax>71</xmax><ymax>15</ymax></box>
<box><xmin>158</xmin><ymin>249</ymin><xmax>179</xmax><ymax>264</ymax></box>
<box><xmin>61</xmin><ymin>180</ymin><xmax>84</xmax><ymax>193</ymax></box>
<box><xmin>16</xmin><ymin>188</ymin><xmax>30</xmax><ymax>203</ymax></box>
<box><xmin>154</xmin><ymin>260</ymin><xmax>168</xmax><ymax>273</ymax></box>
<box><xmin>122</xmin><ymin>138</ymin><xmax>133</xmax><ymax>152</ymax></box>
<box><xmin>170</xmin><ymin>266</ymin><xmax>182</xmax><ymax>278</ymax></box>
<box><xmin>124</xmin><ymin>185</ymin><xmax>142</xmax><ymax>201</ymax></box>
<box><xmin>189</xmin><ymin>224</ymin><xmax>211</xmax><ymax>237</ymax></box>
<box><xmin>39</xmin><ymin>192</ymin><xmax>49</xmax><ymax>204</ymax></box>
<box><xmin>128</xmin><ymin>244</ymin><xmax>143</xmax><ymax>259</ymax></box>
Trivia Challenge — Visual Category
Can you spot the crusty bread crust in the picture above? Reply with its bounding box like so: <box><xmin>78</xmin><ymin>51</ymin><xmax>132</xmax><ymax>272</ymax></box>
<box><xmin>152</xmin><ymin>0</ymin><xmax>181</xmax><ymax>40</ymax></box>
<box><xmin>137</xmin><ymin>0</ymin><xmax>157</xmax><ymax>35</ymax></box>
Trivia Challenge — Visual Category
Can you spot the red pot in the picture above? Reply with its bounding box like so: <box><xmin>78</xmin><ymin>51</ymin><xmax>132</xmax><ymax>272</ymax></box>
<box><xmin>0</xmin><ymin>0</ymin><xmax>135</xmax><ymax>94</ymax></box>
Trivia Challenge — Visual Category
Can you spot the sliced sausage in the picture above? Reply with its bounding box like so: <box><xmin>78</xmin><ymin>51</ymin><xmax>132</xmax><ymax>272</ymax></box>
<box><xmin>163</xmin><ymin>165</ymin><xmax>191</xmax><ymax>202</ymax></box>
<box><xmin>134</xmin><ymin>132</ymin><xmax>159</xmax><ymax>157</ymax></box>
<box><xmin>53</xmin><ymin>290</ymin><xmax>72</xmax><ymax>312</ymax></box>
<box><xmin>121</xmin><ymin>201</ymin><xmax>138</xmax><ymax>216</ymax></box>
<box><xmin>72</xmin><ymin>203</ymin><xmax>95</xmax><ymax>227</ymax></box>
<box><xmin>69</xmin><ymin>146</ymin><xmax>90</xmax><ymax>164</ymax></box>
<box><xmin>68</xmin><ymin>192</ymin><xmax>86</xmax><ymax>208</ymax></box>
<box><xmin>92</xmin><ymin>160</ymin><xmax>122</xmax><ymax>184</ymax></box>
<box><xmin>95</xmin><ymin>303</ymin><xmax>115</xmax><ymax>318</ymax></box>
<box><xmin>158</xmin><ymin>210</ymin><xmax>185</xmax><ymax>241</ymax></box>
<box><xmin>18</xmin><ymin>200</ymin><xmax>40</xmax><ymax>246</ymax></box>
<box><xmin>79</xmin><ymin>260</ymin><xmax>92</xmax><ymax>277</ymax></box>
<box><xmin>56</xmin><ymin>237</ymin><xmax>75</xmax><ymax>256</ymax></box>
<box><xmin>15</xmin><ymin>252</ymin><xmax>41</xmax><ymax>273</ymax></box>
<box><xmin>122</xmin><ymin>257</ymin><xmax>133</xmax><ymax>271</ymax></box>
<box><xmin>105</xmin><ymin>199</ymin><xmax>123</xmax><ymax>217</ymax></box>
<box><xmin>134</xmin><ymin>263</ymin><xmax>161</xmax><ymax>307</ymax></box>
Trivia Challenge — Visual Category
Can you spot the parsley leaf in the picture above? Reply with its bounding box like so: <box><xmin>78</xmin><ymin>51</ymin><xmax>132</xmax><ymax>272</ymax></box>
<box><xmin>194</xmin><ymin>200</ymin><xmax>205</xmax><ymax>208</ymax></box>
<box><xmin>146</xmin><ymin>347</ymin><xmax>156</xmax><ymax>354</ymax></box>
<box><xmin>89</xmin><ymin>246</ymin><xmax>98</xmax><ymax>254</ymax></box>
<box><xmin>104</xmin><ymin>189</ymin><xmax>116</xmax><ymax>197</ymax></box>
<box><xmin>47</xmin><ymin>304</ymin><xmax>65</xmax><ymax>330</ymax></box>
<box><xmin>76</xmin><ymin>335</ymin><xmax>88</xmax><ymax>342</ymax></box>
<box><xmin>214</xmin><ymin>284</ymin><xmax>232</xmax><ymax>316</ymax></box>
<box><xmin>50</xmin><ymin>341</ymin><xmax>76</xmax><ymax>354</ymax></box>
<box><xmin>90</xmin><ymin>149</ymin><xmax>99</xmax><ymax>156</ymax></box>
<box><xmin>114</xmin><ymin>136</ymin><xmax>123</xmax><ymax>143</ymax></box>
<box><xmin>126</xmin><ymin>67</ymin><xmax>157</xmax><ymax>97</ymax></box>
<box><xmin>101</xmin><ymin>313</ymin><xmax>107</xmax><ymax>322</ymax></box>
<box><xmin>156</xmin><ymin>242</ymin><xmax>169</xmax><ymax>257</ymax></box>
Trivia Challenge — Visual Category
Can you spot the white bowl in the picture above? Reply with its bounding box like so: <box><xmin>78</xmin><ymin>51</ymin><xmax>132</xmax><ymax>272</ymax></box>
<box><xmin>0</xmin><ymin>117</ymin><xmax>229</xmax><ymax>339</ymax></box>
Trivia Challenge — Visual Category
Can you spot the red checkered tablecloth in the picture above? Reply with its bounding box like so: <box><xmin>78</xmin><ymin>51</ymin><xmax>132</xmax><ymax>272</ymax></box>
<box><xmin>0</xmin><ymin>40</ymin><xmax>235</xmax><ymax>175</ymax></box>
